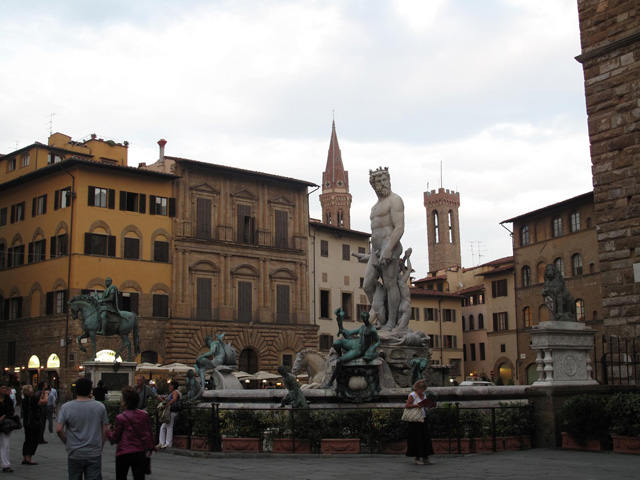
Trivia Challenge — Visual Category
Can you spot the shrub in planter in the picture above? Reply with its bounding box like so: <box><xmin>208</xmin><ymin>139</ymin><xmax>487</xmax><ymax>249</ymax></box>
<box><xmin>318</xmin><ymin>410</ymin><xmax>370</xmax><ymax>454</ymax></box>
<box><xmin>496</xmin><ymin>402</ymin><xmax>534</xmax><ymax>449</ymax></box>
<box><xmin>370</xmin><ymin>409</ymin><xmax>406</xmax><ymax>453</ymax></box>
<box><xmin>560</xmin><ymin>394</ymin><xmax>611</xmax><ymax>448</ymax></box>
<box><xmin>220</xmin><ymin>409</ymin><xmax>265</xmax><ymax>438</ymax></box>
<box><xmin>605</xmin><ymin>393</ymin><xmax>640</xmax><ymax>438</ymax></box>
<box><xmin>264</xmin><ymin>410</ymin><xmax>318</xmax><ymax>453</ymax></box>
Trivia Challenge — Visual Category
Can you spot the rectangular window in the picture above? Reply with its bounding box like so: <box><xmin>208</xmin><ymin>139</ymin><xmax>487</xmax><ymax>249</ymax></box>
<box><xmin>196</xmin><ymin>197</ymin><xmax>212</xmax><ymax>239</ymax></box>
<box><xmin>7</xmin><ymin>341</ymin><xmax>16</xmax><ymax>365</ymax></box>
<box><xmin>0</xmin><ymin>207</ymin><xmax>6</xmax><ymax>226</ymax></box>
<box><xmin>54</xmin><ymin>187</ymin><xmax>71</xmax><ymax>210</ymax></box>
<box><xmin>500</xmin><ymin>344</ymin><xmax>506</xmax><ymax>353</ymax></box>
<box><xmin>320</xmin><ymin>290</ymin><xmax>330</xmax><ymax>318</ymax></box>
<box><xmin>491</xmin><ymin>279</ymin><xmax>508</xmax><ymax>298</ymax></box>
<box><xmin>238</xmin><ymin>281</ymin><xmax>252</xmax><ymax>322</ymax></box>
<box><xmin>552</xmin><ymin>217</ymin><xmax>563</xmax><ymax>237</ymax></box>
<box><xmin>319</xmin><ymin>334</ymin><xmax>334</xmax><ymax>351</ymax></box>
<box><xmin>282</xmin><ymin>354</ymin><xmax>293</xmax><ymax>370</ymax></box>
<box><xmin>150</xmin><ymin>196</ymin><xmax>168</xmax><ymax>216</ymax></box>
<box><xmin>7</xmin><ymin>158</ymin><xmax>16</xmax><ymax>171</ymax></box>
<box><xmin>152</xmin><ymin>294</ymin><xmax>169</xmax><ymax>317</ymax></box>
<box><xmin>120</xmin><ymin>191</ymin><xmax>146</xmax><ymax>213</ymax></box>
<box><xmin>154</xmin><ymin>241</ymin><xmax>169</xmax><ymax>262</ymax></box>
<box><xmin>342</xmin><ymin>244</ymin><xmax>350</xmax><ymax>261</ymax></box>
<box><xmin>356</xmin><ymin>304</ymin><xmax>367</xmax><ymax>318</ymax></box>
<box><xmin>479</xmin><ymin>343</ymin><xmax>486</xmax><ymax>361</ymax></box>
<box><xmin>84</xmin><ymin>233</ymin><xmax>116</xmax><ymax>257</ymax></box>
<box><xmin>21</xmin><ymin>154</ymin><xmax>30</xmax><ymax>168</ymax></box>
<box><xmin>237</xmin><ymin>204</ymin><xmax>255</xmax><ymax>244</ymax></box>
<box><xmin>196</xmin><ymin>277</ymin><xmax>212</xmax><ymax>319</ymax></box>
<box><xmin>88</xmin><ymin>186</ymin><xmax>115</xmax><ymax>209</ymax></box>
<box><xmin>341</xmin><ymin>292</ymin><xmax>353</xmax><ymax>320</ymax></box>
<box><xmin>8</xmin><ymin>297</ymin><xmax>22</xmax><ymax>319</ymax></box>
<box><xmin>7</xmin><ymin>245</ymin><xmax>25</xmax><ymax>268</ymax></box>
<box><xmin>570</xmin><ymin>212</ymin><xmax>581</xmax><ymax>233</ymax></box>
<box><xmin>443</xmin><ymin>335</ymin><xmax>457</xmax><ymax>348</ymax></box>
<box><xmin>50</xmin><ymin>234</ymin><xmax>68</xmax><ymax>258</ymax></box>
<box><xmin>10</xmin><ymin>202</ymin><xmax>25</xmax><ymax>223</ymax></box>
<box><xmin>276</xmin><ymin>284</ymin><xmax>291</xmax><ymax>324</ymax></box>
<box><xmin>32</xmin><ymin>194</ymin><xmax>47</xmax><ymax>216</ymax></box>
<box><xmin>47</xmin><ymin>153</ymin><xmax>63</xmax><ymax>165</ymax></box>
<box><xmin>411</xmin><ymin>307</ymin><xmax>420</xmax><ymax>321</ymax></box>
<box><xmin>493</xmin><ymin>312</ymin><xmax>509</xmax><ymax>331</ymax></box>
<box><xmin>358</xmin><ymin>246</ymin><xmax>366</xmax><ymax>254</ymax></box>
<box><xmin>470</xmin><ymin>343</ymin><xmax>476</xmax><ymax>361</ymax></box>
<box><xmin>320</xmin><ymin>240</ymin><xmax>329</xmax><ymax>257</ymax></box>
<box><xmin>424</xmin><ymin>308</ymin><xmax>437</xmax><ymax>321</ymax></box>
<box><xmin>119</xmin><ymin>292</ymin><xmax>139</xmax><ymax>315</ymax></box>
<box><xmin>123</xmin><ymin>237</ymin><xmax>140</xmax><ymax>259</ymax></box>
<box><xmin>28</xmin><ymin>239</ymin><xmax>46</xmax><ymax>263</ymax></box>
<box><xmin>275</xmin><ymin>210</ymin><xmax>288</xmax><ymax>248</ymax></box>
<box><xmin>46</xmin><ymin>290</ymin><xmax>68</xmax><ymax>314</ymax></box>
<box><xmin>442</xmin><ymin>309</ymin><xmax>456</xmax><ymax>322</ymax></box>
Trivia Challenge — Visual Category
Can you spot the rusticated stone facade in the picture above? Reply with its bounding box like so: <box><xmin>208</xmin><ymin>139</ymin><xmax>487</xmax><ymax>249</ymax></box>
<box><xmin>575</xmin><ymin>0</ymin><xmax>640</xmax><ymax>336</ymax></box>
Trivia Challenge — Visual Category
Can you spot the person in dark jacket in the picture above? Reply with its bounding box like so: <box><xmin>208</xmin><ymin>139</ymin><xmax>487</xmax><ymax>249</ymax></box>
<box><xmin>108</xmin><ymin>387</ymin><xmax>156</xmax><ymax>480</ymax></box>
<box><xmin>93</xmin><ymin>380</ymin><xmax>108</xmax><ymax>402</ymax></box>
<box><xmin>35</xmin><ymin>382</ymin><xmax>48</xmax><ymax>443</ymax></box>
<box><xmin>21</xmin><ymin>385</ymin><xmax>46</xmax><ymax>465</ymax></box>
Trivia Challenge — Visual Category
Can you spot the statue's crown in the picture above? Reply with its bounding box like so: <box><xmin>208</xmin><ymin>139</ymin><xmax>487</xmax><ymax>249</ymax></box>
<box><xmin>369</xmin><ymin>166</ymin><xmax>389</xmax><ymax>176</ymax></box>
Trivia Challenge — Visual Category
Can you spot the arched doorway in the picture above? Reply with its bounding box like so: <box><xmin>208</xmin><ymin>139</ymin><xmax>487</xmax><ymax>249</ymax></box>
<box><xmin>239</xmin><ymin>348</ymin><xmax>258</xmax><ymax>374</ymax></box>
<box><xmin>526</xmin><ymin>363</ymin><xmax>539</xmax><ymax>385</ymax></box>
<box><xmin>498</xmin><ymin>362</ymin><xmax>513</xmax><ymax>384</ymax></box>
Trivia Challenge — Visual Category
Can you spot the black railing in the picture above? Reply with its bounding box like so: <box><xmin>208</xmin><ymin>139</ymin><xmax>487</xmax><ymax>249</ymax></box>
<box><xmin>162</xmin><ymin>402</ymin><xmax>534</xmax><ymax>454</ymax></box>
<box><xmin>593</xmin><ymin>335</ymin><xmax>639</xmax><ymax>385</ymax></box>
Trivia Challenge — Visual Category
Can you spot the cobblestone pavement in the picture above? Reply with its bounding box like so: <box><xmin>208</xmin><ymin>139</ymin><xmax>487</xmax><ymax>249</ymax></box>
<box><xmin>5</xmin><ymin>427</ymin><xmax>639</xmax><ymax>479</ymax></box>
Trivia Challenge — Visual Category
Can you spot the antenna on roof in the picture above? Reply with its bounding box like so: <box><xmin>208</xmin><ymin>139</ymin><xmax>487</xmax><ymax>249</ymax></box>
<box><xmin>46</xmin><ymin>113</ymin><xmax>56</xmax><ymax>136</ymax></box>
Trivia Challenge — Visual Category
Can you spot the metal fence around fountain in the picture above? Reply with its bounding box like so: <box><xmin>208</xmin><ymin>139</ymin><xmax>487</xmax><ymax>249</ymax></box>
<box><xmin>592</xmin><ymin>335</ymin><xmax>640</xmax><ymax>386</ymax></box>
<box><xmin>146</xmin><ymin>402</ymin><xmax>534</xmax><ymax>454</ymax></box>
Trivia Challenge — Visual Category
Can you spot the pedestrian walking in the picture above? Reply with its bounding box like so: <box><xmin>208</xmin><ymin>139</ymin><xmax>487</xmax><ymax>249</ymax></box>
<box><xmin>56</xmin><ymin>378</ymin><xmax>108</xmax><ymax>480</ymax></box>
<box><xmin>47</xmin><ymin>385</ymin><xmax>58</xmax><ymax>434</ymax></box>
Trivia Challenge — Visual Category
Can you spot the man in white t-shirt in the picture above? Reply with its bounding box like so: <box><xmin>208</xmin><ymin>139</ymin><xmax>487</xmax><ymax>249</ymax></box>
<box><xmin>56</xmin><ymin>378</ymin><xmax>108</xmax><ymax>480</ymax></box>
<box><xmin>47</xmin><ymin>386</ymin><xmax>58</xmax><ymax>434</ymax></box>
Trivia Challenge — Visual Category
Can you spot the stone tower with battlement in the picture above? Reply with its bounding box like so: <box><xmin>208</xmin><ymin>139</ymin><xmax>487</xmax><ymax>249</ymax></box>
<box><xmin>424</xmin><ymin>188</ymin><xmax>462</xmax><ymax>273</ymax></box>
<box><xmin>319</xmin><ymin>121</ymin><xmax>352</xmax><ymax>228</ymax></box>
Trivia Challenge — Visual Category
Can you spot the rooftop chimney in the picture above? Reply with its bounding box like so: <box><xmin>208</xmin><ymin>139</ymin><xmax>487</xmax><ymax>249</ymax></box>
<box><xmin>158</xmin><ymin>139</ymin><xmax>167</xmax><ymax>163</ymax></box>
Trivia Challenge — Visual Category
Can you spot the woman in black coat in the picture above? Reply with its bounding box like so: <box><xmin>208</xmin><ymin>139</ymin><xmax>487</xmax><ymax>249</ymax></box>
<box><xmin>21</xmin><ymin>385</ymin><xmax>46</xmax><ymax>465</ymax></box>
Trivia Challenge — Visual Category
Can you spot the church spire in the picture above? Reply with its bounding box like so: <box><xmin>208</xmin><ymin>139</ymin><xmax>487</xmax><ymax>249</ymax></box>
<box><xmin>320</xmin><ymin>120</ymin><xmax>352</xmax><ymax>228</ymax></box>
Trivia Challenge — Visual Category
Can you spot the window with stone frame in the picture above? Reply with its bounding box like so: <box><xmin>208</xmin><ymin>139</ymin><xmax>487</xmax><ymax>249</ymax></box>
<box><xmin>522</xmin><ymin>266</ymin><xmax>531</xmax><ymax>287</ymax></box>
<box><xmin>276</xmin><ymin>284</ymin><xmax>291</xmax><ymax>324</ymax></box>
<box><xmin>552</xmin><ymin>216</ymin><xmax>563</xmax><ymax>237</ymax></box>
<box><xmin>554</xmin><ymin>257</ymin><xmax>565</xmax><ymax>277</ymax></box>
<box><xmin>520</xmin><ymin>225</ymin><xmax>530</xmax><ymax>246</ymax></box>
<box><xmin>523</xmin><ymin>306</ymin><xmax>532</xmax><ymax>328</ymax></box>
<box><xmin>570</xmin><ymin>211</ymin><xmax>581</xmax><ymax>233</ymax></box>
<box><xmin>237</xmin><ymin>204</ymin><xmax>255</xmax><ymax>245</ymax></box>
<box><xmin>320</xmin><ymin>240</ymin><xmax>329</xmax><ymax>257</ymax></box>
<box><xmin>152</xmin><ymin>294</ymin><xmax>169</xmax><ymax>317</ymax></box>
<box><xmin>575</xmin><ymin>299</ymin><xmax>585</xmax><ymax>322</ymax></box>
<box><xmin>275</xmin><ymin>210</ymin><xmax>288</xmax><ymax>248</ymax></box>
<box><xmin>572</xmin><ymin>253</ymin><xmax>583</xmax><ymax>276</ymax></box>
<box><xmin>237</xmin><ymin>281</ymin><xmax>252</xmax><ymax>322</ymax></box>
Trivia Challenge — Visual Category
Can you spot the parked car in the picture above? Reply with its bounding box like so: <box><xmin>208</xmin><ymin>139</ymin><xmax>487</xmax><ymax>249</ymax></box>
<box><xmin>459</xmin><ymin>381</ymin><xmax>495</xmax><ymax>386</ymax></box>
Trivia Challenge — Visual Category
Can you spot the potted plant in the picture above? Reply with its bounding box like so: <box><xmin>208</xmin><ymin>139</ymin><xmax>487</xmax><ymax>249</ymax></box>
<box><xmin>460</xmin><ymin>409</ymin><xmax>492</xmax><ymax>453</ymax></box>
<box><xmin>496</xmin><ymin>403</ymin><xmax>533</xmax><ymax>450</ymax></box>
<box><xmin>190</xmin><ymin>407</ymin><xmax>215</xmax><ymax>451</ymax></box>
<box><xmin>606</xmin><ymin>393</ymin><xmax>640</xmax><ymax>454</ymax></box>
<box><xmin>266</xmin><ymin>409</ymin><xmax>316</xmax><ymax>454</ymax></box>
<box><xmin>220</xmin><ymin>409</ymin><xmax>264</xmax><ymax>453</ymax></box>
<box><xmin>370</xmin><ymin>409</ymin><xmax>406</xmax><ymax>454</ymax></box>
<box><xmin>560</xmin><ymin>394</ymin><xmax>611</xmax><ymax>451</ymax></box>
<box><xmin>319</xmin><ymin>410</ymin><xmax>363</xmax><ymax>454</ymax></box>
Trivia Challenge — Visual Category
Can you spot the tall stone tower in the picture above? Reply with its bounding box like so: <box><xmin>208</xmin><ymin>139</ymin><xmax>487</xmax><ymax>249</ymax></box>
<box><xmin>424</xmin><ymin>188</ymin><xmax>462</xmax><ymax>273</ymax></box>
<box><xmin>319</xmin><ymin>121</ymin><xmax>352</xmax><ymax>228</ymax></box>
<box><xmin>576</xmin><ymin>0</ymin><xmax>640</xmax><ymax>336</ymax></box>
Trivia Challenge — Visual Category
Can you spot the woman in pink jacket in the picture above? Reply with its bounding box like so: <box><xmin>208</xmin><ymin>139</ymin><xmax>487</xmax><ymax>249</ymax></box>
<box><xmin>108</xmin><ymin>387</ymin><xmax>156</xmax><ymax>480</ymax></box>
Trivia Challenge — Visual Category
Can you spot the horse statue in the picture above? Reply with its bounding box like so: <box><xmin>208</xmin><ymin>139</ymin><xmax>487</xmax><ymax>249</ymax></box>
<box><xmin>291</xmin><ymin>349</ymin><xmax>330</xmax><ymax>389</ymax></box>
<box><xmin>69</xmin><ymin>294</ymin><xmax>141</xmax><ymax>361</ymax></box>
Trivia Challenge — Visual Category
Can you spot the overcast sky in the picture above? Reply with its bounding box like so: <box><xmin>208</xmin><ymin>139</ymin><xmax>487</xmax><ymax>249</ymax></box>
<box><xmin>0</xmin><ymin>0</ymin><xmax>592</xmax><ymax>278</ymax></box>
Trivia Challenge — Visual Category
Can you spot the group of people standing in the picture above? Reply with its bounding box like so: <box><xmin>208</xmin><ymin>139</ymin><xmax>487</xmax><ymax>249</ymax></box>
<box><xmin>0</xmin><ymin>375</ymin><xmax>179</xmax><ymax>480</ymax></box>
<box><xmin>0</xmin><ymin>380</ymin><xmax>59</xmax><ymax>473</ymax></box>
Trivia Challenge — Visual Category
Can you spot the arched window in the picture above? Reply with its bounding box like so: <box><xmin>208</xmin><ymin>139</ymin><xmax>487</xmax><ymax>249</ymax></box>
<box><xmin>478</xmin><ymin>314</ymin><xmax>484</xmax><ymax>330</ymax></box>
<box><xmin>554</xmin><ymin>257</ymin><xmax>565</xmax><ymax>277</ymax></box>
<box><xmin>433</xmin><ymin>211</ymin><xmax>439</xmax><ymax>244</ymax></box>
<box><xmin>572</xmin><ymin>253</ymin><xmax>583</xmax><ymax>276</ymax></box>
<box><xmin>447</xmin><ymin>210</ymin><xmax>454</xmax><ymax>243</ymax></box>
<box><xmin>469</xmin><ymin>315</ymin><xmax>475</xmax><ymax>331</ymax></box>
<box><xmin>462</xmin><ymin>315</ymin><xmax>466</xmax><ymax>331</ymax></box>
<box><xmin>552</xmin><ymin>216</ymin><xmax>563</xmax><ymax>237</ymax></box>
<box><xmin>523</xmin><ymin>306</ymin><xmax>532</xmax><ymax>328</ymax></box>
<box><xmin>141</xmin><ymin>351</ymin><xmax>158</xmax><ymax>364</ymax></box>
<box><xmin>570</xmin><ymin>211</ymin><xmax>581</xmax><ymax>232</ymax></box>
<box><xmin>520</xmin><ymin>225</ymin><xmax>530</xmax><ymax>246</ymax></box>
<box><xmin>239</xmin><ymin>348</ymin><xmax>258</xmax><ymax>374</ymax></box>
<box><xmin>522</xmin><ymin>266</ymin><xmax>531</xmax><ymax>287</ymax></box>
<box><xmin>575</xmin><ymin>299</ymin><xmax>585</xmax><ymax>321</ymax></box>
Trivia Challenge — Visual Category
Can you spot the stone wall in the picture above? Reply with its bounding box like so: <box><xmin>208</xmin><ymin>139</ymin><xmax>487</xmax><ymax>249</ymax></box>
<box><xmin>576</xmin><ymin>0</ymin><xmax>640</xmax><ymax>336</ymax></box>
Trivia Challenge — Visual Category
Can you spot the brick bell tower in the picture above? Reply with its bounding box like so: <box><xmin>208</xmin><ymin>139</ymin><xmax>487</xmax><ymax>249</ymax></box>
<box><xmin>319</xmin><ymin>120</ymin><xmax>352</xmax><ymax>228</ymax></box>
<box><xmin>424</xmin><ymin>188</ymin><xmax>462</xmax><ymax>273</ymax></box>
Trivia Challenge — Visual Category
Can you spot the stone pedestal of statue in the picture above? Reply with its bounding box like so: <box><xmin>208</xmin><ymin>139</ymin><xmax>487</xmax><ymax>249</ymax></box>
<box><xmin>82</xmin><ymin>361</ymin><xmax>137</xmax><ymax>400</ymax></box>
<box><xmin>335</xmin><ymin>358</ymin><xmax>382</xmax><ymax>403</ymax></box>
<box><xmin>378</xmin><ymin>344</ymin><xmax>431</xmax><ymax>388</ymax></box>
<box><xmin>530</xmin><ymin>321</ymin><xmax>597</xmax><ymax>386</ymax></box>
